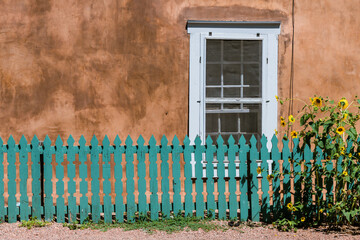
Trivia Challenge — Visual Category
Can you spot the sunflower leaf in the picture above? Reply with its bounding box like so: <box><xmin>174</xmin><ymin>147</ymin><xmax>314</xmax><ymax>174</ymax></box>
<box><xmin>346</xmin><ymin>128</ymin><xmax>357</xmax><ymax>141</ymax></box>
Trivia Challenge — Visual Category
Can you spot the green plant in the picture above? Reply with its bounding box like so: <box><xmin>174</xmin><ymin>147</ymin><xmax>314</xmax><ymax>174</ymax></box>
<box><xmin>63</xmin><ymin>214</ymin><xmax>228</xmax><ymax>233</ymax></box>
<box><xmin>19</xmin><ymin>217</ymin><xmax>50</xmax><ymax>229</ymax></box>
<box><xmin>273</xmin><ymin>96</ymin><xmax>360</xmax><ymax>230</ymax></box>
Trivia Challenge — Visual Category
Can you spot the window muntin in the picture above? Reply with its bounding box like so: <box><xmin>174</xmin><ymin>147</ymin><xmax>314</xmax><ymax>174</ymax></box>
<box><xmin>205</xmin><ymin>39</ymin><xmax>262</xmax><ymax>144</ymax></box>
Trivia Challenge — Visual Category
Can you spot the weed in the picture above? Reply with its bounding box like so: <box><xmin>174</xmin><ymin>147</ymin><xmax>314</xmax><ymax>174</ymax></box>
<box><xmin>19</xmin><ymin>217</ymin><xmax>50</xmax><ymax>229</ymax></box>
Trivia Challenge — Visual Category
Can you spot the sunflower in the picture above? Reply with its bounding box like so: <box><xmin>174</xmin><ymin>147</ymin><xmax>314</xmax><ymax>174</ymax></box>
<box><xmin>257</xmin><ymin>167</ymin><xmax>261</xmax><ymax>174</ymax></box>
<box><xmin>275</xmin><ymin>95</ymin><xmax>279</xmax><ymax>101</ymax></box>
<box><xmin>280</xmin><ymin>116</ymin><xmax>285</xmax><ymax>121</ymax></box>
<box><xmin>287</xmin><ymin>203</ymin><xmax>293</xmax><ymax>209</ymax></box>
<box><xmin>340</xmin><ymin>146</ymin><xmax>345</xmax><ymax>151</ymax></box>
<box><xmin>319</xmin><ymin>209</ymin><xmax>324</xmax><ymax>213</ymax></box>
<box><xmin>289</xmin><ymin>115</ymin><xmax>295</xmax><ymax>123</ymax></box>
<box><xmin>267</xmin><ymin>175</ymin><xmax>272</xmax><ymax>181</ymax></box>
<box><xmin>342</xmin><ymin>113</ymin><xmax>348</xmax><ymax>120</ymax></box>
<box><xmin>292</xmin><ymin>207</ymin><xmax>298</xmax><ymax>212</ymax></box>
<box><xmin>290</xmin><ymin>131</ymin><xmax>298</xmax><ymax>138</ymax></box>
<box><xmin>312</xmin><ymin>97</ymin><xmax>322</xmax><ymax>107</ymax></box>
<box><xmin>336</xmin><ymin>126</ymin><xmax>345</xmax><ymax>135</ymax></box>
<box><xmin>301</xmin><ymin>217</ymin><xmax>305</xmax><ymax>222</ymax></box>
<box><xmin>328</xmin><ymin>203</ymin><xmax>332</xmax><ymax>208</ymax></box>
<box><xmin>281</xmin><ymin>120</ymin><xmax>286</xmax><ymax>127</ymax></box>
<box><xmin>343</xmin><ymin>171</ymin><xmax>348</xmax><ymax>176</ymax></box>
<box><xmin>338</xmin><ymin>98</ymin><xmax>349</xmax><ymax>109</ymax></box>
<box><xmin>348</xmin><ymin>153</ymin><xmax>352</xmax><ymax>158</ymax></box>
<box><xmin>275</xmin><ymin>129</ymin><xmax>278</xmax><ymax>135</ymax></box>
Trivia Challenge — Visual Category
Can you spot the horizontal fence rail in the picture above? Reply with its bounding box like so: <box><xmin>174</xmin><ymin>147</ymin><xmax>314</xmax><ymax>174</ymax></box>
<box><xmin>0</xmin><ymin>134</ymin><xmax>352</xmax><ymax>223</ymax></box>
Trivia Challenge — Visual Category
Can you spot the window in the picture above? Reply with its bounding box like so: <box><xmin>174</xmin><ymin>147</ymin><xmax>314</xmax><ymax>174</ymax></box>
<box><xmin>187</xmin><ymin>21</ymin><xmax>280</xmax><ymax>145</ymax></box>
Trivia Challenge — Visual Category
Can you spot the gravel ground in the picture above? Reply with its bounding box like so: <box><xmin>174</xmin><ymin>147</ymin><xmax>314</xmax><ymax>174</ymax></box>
<box><xmin>0</xmin><ymin>222</ymin><xmax>359</xmax><ymax>240</ymax></box>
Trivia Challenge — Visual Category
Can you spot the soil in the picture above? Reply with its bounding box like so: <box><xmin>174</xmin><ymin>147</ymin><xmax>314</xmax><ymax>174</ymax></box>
<box><xmin>0</xmin><ymin>222</ymin><xmax>359</xmax><ymax>240</ymax></box>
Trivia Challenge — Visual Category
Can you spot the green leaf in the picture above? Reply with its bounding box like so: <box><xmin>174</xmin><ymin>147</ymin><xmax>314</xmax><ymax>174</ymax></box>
<box><xmin>346</xmin><ymin>127</ymin><xmax>357</xmax><ymax>141</ymax></box>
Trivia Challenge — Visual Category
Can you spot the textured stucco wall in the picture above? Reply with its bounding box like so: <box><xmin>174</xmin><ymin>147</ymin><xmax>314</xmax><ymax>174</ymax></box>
<box><xmin>0</xmin><ymin>0</ymin><xmax>359</xmax><ymax>143</ymax></box>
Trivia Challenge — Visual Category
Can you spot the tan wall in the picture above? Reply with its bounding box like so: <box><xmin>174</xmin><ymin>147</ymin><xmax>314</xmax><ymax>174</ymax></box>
<box><xmin>0</xmin><ymin>0</ymin><xmax>360</xmax><ymax>143</ymax></box>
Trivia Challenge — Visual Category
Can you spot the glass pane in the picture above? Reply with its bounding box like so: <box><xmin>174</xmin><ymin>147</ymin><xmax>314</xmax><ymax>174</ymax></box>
<box><xmin>223</xmin><ymin>104</ymin><xmax>241</xmax><ymax>109</ymax></box>
<box><xmin>223</xmin><ymin>40</ymin><xmax>241</xmax><ymax>61</ymax></box>
<box><xmin>221</xmin><ymin>113</ymin><xmax>238</xmax><ymax>132</ymax></box>
<box><xmin>206</xmin><ymin>103</ymin><xmax>221</xmax><ymax>110</ymax></box>
<box><xmin>206</xmin><ymin>40</ymin><xmax>221</xmax><ymax>62</ymax></box>
<box><xmin>206</xmin><ymin>88</ymin><xmax>221</xmax><ymax>98</ymax></box>
<box><xmin>223</xmin><ymin>64</ymin><xmax>241</xmax><ymax>85</ymax></box>
<box><xmin>243</xmin><ymin>63</ymin><xmax>260</xmax><ymax>86</ymax></box>
<box><xmin>243</xmin><ymin>40</ymin><xmax>261</xmax><ymax>62</ymax></box>
<box><xmin>240</xmin><ymin>112</ymin><xmax>261</xmax><ymax>133</ymax></box>
<box><xmin>243</xmin><ymin>87</ymin><xmax>260</xmax><ymax>98</ymax></box>
<box><xmin>206</xmin><ymin>64</ymin><xmax>221</xmax><ymax>85</ymax></box>
<box><xmin>224</xmin><ymin>88</ymin><xmax>240</xmax><ymax>98</ymax></box>
<box><xmin>206</xmin><ymin>113</ymin><xmax>219</xmax><ymax>133</ymax></box>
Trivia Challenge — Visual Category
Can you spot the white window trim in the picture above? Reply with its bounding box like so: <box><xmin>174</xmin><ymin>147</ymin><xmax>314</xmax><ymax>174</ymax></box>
<box><xmin>187</xmin><ymin>21</ymin><xmax>280</xmax><ymax>145</ymax></box>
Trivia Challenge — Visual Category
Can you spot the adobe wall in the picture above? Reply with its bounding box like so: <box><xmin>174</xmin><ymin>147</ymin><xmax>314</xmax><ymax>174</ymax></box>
<box><xmin>0</xmin><ymin>0</ymin><xmax>359</xmax><ymax>143</ymax></box>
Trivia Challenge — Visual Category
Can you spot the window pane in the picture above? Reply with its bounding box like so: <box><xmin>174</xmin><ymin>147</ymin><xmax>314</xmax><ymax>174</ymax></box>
<box><xmin>206</xmin><ymin>88</ymin><xmax>221</xmax><ymax>98</ymax></box>
<box><xmin>223</xmin><ymin>104</ymin><xmax>241</xmax><ymax>109</ymax></box>
<box><xmin>206</xmin><ymin>64</ymin><xmax>221</xmax><ymax>85</ymax></box>
<box><xmin>243</xmin><ymin>87</ymin><xmax>260</xmax><ymax>98</ymax></box>
<box><xmin>206</xmin><ymin>113</ymin><xmax>218</xmax><ymax>133</ymax></box>
<box><xmin>224</xmin><ymin>88</ymin><xmax>240</xmax><ymax>98</ymax></box>
<box><xmin>243</xmin><ymin>40</ymin><xmax>261</xmax><ymax>62</ymax></box>
<box><xmin>243</xmin><ymin>63</ymin><xmax>260</xmax><ymax>86</ymax></box>
<box><xmin>223</xmin><ymin>64</ymin><xmax>241</xmax><ymax>85</ymax></box>
<box><xmin>206</xmin><ymin>103</ymin><xmax>221</xmax><ymax>110</ymax></box>
<box><xmin>221</xmin><ymin>113</ymin><xmax>238</xmax><ymax>132</ymax></box>
<box><xmin>223</xmin><ymin>40</ymin><xmax>241</xmax><ymax>61</ymax></box>
<box><xmin>206</xmin><ymin>40</ymin><xmax>221</xmax><ymax>62</ymax></box>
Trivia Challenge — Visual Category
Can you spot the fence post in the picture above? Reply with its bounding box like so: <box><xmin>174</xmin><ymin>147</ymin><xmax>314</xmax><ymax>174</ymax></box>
<box><xmin>228</xmin><ymin>135</ymin><xmax>238</xmax><ymax>220</ymax></box>
<box><xmin>172</xmin><ymin>136</ymin><xmax>183</xmax><ymax>215</ymax></box>
<box><xmin>160</xmin><ymin>136</ymin><xmax>171</xmax><ymax>218</ymax></box>
<box><xmin>260</xmin><ymin>135</ymin><xmax>270</xmax><ymax>222</ymax></box>
<box><xmin>102</xmin><ymin>136</ymin><xmax>112</xmax><ymax>223</ymax></box>
<box><xmin>194</xmin><ymin>136</ymin><xmax>205</xmax><ymax>218</ymax></box>
<box><xmin>19</xmin><ymin>136</ymin><xmax>29</xmax><ymax>221</ymax></box>
<box><xmin>239</xmin><ymin>135</ymin><xmax>249</xmax><ymax>221</ymax></box>
<box><xmin>183</xmin><ymin>136</ymin><xmax>194</xmax><ymax>217</ymax></box>
<box><xmin>205</xmin><ymin>136</ymin><xmax>216</xmax><ymax>219</ymax></box>
<box><xmin>137</xmin><ymin>135</ymin><xmax>148</xmax><ymax>217</ymax></box>
<box><xmin>217</xmin><ymin>135</ymin><xmax>227</xmax><ymax>219</ymax></box>
<box><xmin>43</xmin><ymin>136</ymin><xmax>53</xmax><ymax>221</ymax></box>
<box><xmin>90</xmin><ymin>135</ymin><xmax>100</xmax><ymax>223</ymax></box>
<box><xmin>114</xmin><ymin>135</ymin><xmax>124</xmax><ymax>222</ymax></box>
<box><xmin>271</xmin><ymin>135</ymin><xmax>281</xmax><ymax>218</ymax></box>
<box><xmin>67</xmin><ymin>135</ymin><xmax>77</xmax><ymax>223</ymax></box>
<box><xmin>149</xmin><ymin>136</ymin><xmax>159</xmax><ymax>220</ymax></box>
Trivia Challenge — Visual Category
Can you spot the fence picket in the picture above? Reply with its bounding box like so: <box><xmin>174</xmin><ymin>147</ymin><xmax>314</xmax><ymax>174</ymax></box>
<box><xmin>67</xmin><ymin>135</ymin><xmax>77</xmax><ymax>223</ymax></box>
<box><xmin>172</xmin><ymin>136</ymin><xmax>183</xmax><ymax>215</ymax></box>
<box><xmin>137</xmin><ymin>135</ymin><xmax>148</xmax><ymax>217</ymax></box>
<box><xmin>239</xmin><ymin>136</ymin><xmax>249</xmax><ymax>221</ymax></box>
<box><xmin>19</xmin><ymin>136</ymin><xmax>29</xmax><ymax>221</ymax></box>
<box><xmin>293</xmin><ymin>138</ymin><xmax>302</xmax><ymax>204</ymax></box>
<box><xmin>194</xmin><ymin>136</ymin><xmax>205</xmax><ymax>218</ymax></box>
<box><xmin>282</xmin><ymin>138</ymin><xmax>291</xmax><ymax>208</ymax></box>
<box><xmin>90</xmin><ymin>135</ymin><xmax>101</xmax><ymax>223</ymax></box>
<box><xmin>249</xmin><ymin>135</ymin><xmax>260</xmax><ymax>221</ymax></box>
<box><xmin>149</xmin><ymin>136</ymin><xmax>159</xmax><ymax>220</ymax></box>
<box><xmin>114</xmin><ymin>136</ymin><xmax>124</xmax><ymax>222</ymax></box>
<box><xmin>0</xmin><ymin>137</ymin><xmax>4</xmax><ymax>221</ymax></box>
<box><xmin>228</xmin><ymin>135</ymin><xmax>238</xmax><ymax>219</ymax></box>
<box><xmin>304</xmin><ymin>144</ymin><xmax>312</xmax><ymax>206</ymax></box>
<box><xmin>205</xmin><ymin>136</ymin><xmax>216</xmax><ymax>219</ymax></box>
<box><xmin>260</xmin><ymin>135</ymin><xmax>270</xmax><ymax>222</ymax></box>
<box><xmin>102</xmin><ymin>136</ymin><xmax>112</xmax><ymax>223</ymax></box>
<box><xmin>43</xmin><ymin>136</ymin><xmax>53</xmax><ymax>221</ymax></box>
<box><xmin>183</xmin><ymin>136</ymin><xmax>193</xmax><ymax>217</ymax></box>
<box><xmin>160</xmin><ymin>136</ymin><xmax>171</xmax><ymax>218</ymax></box>
<box><xmin>31</xmin><ymin>136</ymin><xmax>41</xmax><ymax>219</ymax></box>
<box><xmin>125</xmin><ymin>136</ymin><xmax>136</xmax><ymax>222</ymax></box>
<box><xmin>217</xmin><ymin>135</ymin><xmax>227</xmax><ymax>219</ymax></box>
<box><xmin>271</xmin><ymin>135</ymin><xmax>281</xmax><ymax>216</ymax></box>
<box><xmin>79</xmin><ymin>136</ymin><xmax>89</xmax><ymax>223</ymax></box>
<box><xmin>55</xmin><ymin>136</ymin><xmax>65</xmax><ymax>223</ymax></box>
<box><xmin>7</xmin><ymin>136</ymin><xmax>17</xmax><ymax>223</ymax></box>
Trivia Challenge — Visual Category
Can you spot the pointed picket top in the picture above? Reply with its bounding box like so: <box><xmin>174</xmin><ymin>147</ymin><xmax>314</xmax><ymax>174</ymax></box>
<box><xmin>102</xmin><ymin>135</ymin><xmax>110</xmax><ymax>146</ymax></box>
<box><xmin>206</xmin><ymin>135</ymin><xmax>213</xmax><ymax>145</ymax></box>
<box><xmin>125</xmin><ymin>135</ymin><xmax>133</xmax><ymax>146</ymax></box>
<box><xmin>194</xmin><ymin>135</ymin><xmax>202</xmax><ymax>146</ymax></box>
<box><xmin>67</xmin><ymin>135</ymin><xmax>75</xmax><ymax>146</ymax></box>
<box><xmin>172</xmin><ymin>135</ymin><xmax>180</xmax><ymax>146</ymax></box>
<box><xmin>79</xmin><ymin>135</ymin><xmax>86</xmax><ymax>146</ymax></box>
<box><xmin>239</xmin><ymin>135</ymin><xmax>247</xmax><ymax>146</ymax></box>
<box><xmin>91</xmin><ymin>135</ymin><xmax>98</xmax><ymax>146</ymax></box>
<box><xmin>282</xmin><ymin>135</ymin><xmax>289</xmax><ymax>147</ymax></box>
<box><xmin>149</xmin><ymin>135</ymin><xmax>157</xmax><ymax>146</ymax></box>
<box><xmin>137</xmin><ymin>135</ymin><xmax>145</xmax><ymax>146</ymax></box>
<box><xmin>250</xmin><ymin>135</ymin><xmax>257</xmax><ymax>147</ymax></box>
<box><xmin>31</xmin><ymin>135</ymin><xmax>39</xmax><ymax>146</ymax></box>
<box><xmin>292</xmin><ymin>137</ymin><xmax>300</xmax><ymax>150</ymax></box>
<box><xmin>19</xmin><ymin>135</ymin><xmax>27</xmax><ymax>146</ymax></box>
<box><xmin>304</xmin><ymin>143</ymin><xmax>311</xmax><ymax>156</ymax></box>
<box><xmin>216</xmin><ymin>135</ymin><xmax>224</xmax><ymax>145</ymax></box>
<box><xmin>183</xmin><ymin>136</ymin><xmax>190</xmax><ymax>146</ymax></box>
<box><xmin>271</xmin><ymin>134</ymin><xmax>278</xmax><ymax>149</ymax></box>
<box><xmin>8</xmin><ymin>135</ymin><xmax>15</xmax><ymax>147</ymax></box>
<box><xmin>260</xmin><ymin>134</ymin><xmax>268</xmax><ymax>150</ymax></box>
<box><xmin>55</xmin><ymin>135</ymin><xmax>63</xmax><ymax>147</ymax></box>
<box><xmin>161</xmin><ymin>135</ymin><xmax>168</xmax><ymax>146</ymax></box>
<box><xmin>228</xmin><ymin>135</ymin><xmax>235</xmax><ymax>145</ymax></box>
<box><xmin>114</xmin><ymin>135</ymin><xmax>121</xmax><ymax>146</ymax></box>
<box><xmin>44</xmin><ymin>135</ymin><xmax>51</xmax><ymax>147</ymax></box>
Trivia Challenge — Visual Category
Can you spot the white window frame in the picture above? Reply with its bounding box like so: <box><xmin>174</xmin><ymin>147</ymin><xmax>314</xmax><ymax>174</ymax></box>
<box><xmin>187</xmin><ymin>21</ymin><xmax>280</xmax><ymax>145</ymax></box>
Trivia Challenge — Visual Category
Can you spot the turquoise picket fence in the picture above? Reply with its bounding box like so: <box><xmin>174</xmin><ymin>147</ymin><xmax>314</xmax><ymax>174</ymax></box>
<box><xmin>0</xmin><ymin>134</ymin><xmax>331</xmax><ymax>223</ymax></box>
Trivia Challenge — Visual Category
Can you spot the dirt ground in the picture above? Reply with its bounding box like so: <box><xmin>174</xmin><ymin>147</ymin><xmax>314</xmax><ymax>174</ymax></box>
<box><xmin>0</xmin><ymin>222</ymin><xmax>359</xmax><ymax>240</ymax></box>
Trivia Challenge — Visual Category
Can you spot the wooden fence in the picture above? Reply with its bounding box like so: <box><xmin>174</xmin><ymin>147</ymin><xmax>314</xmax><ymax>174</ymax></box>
<box><xmin>0</xmin><ymin>134</ymin><xmax>342</xmax><ymax>223</ymax></box>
